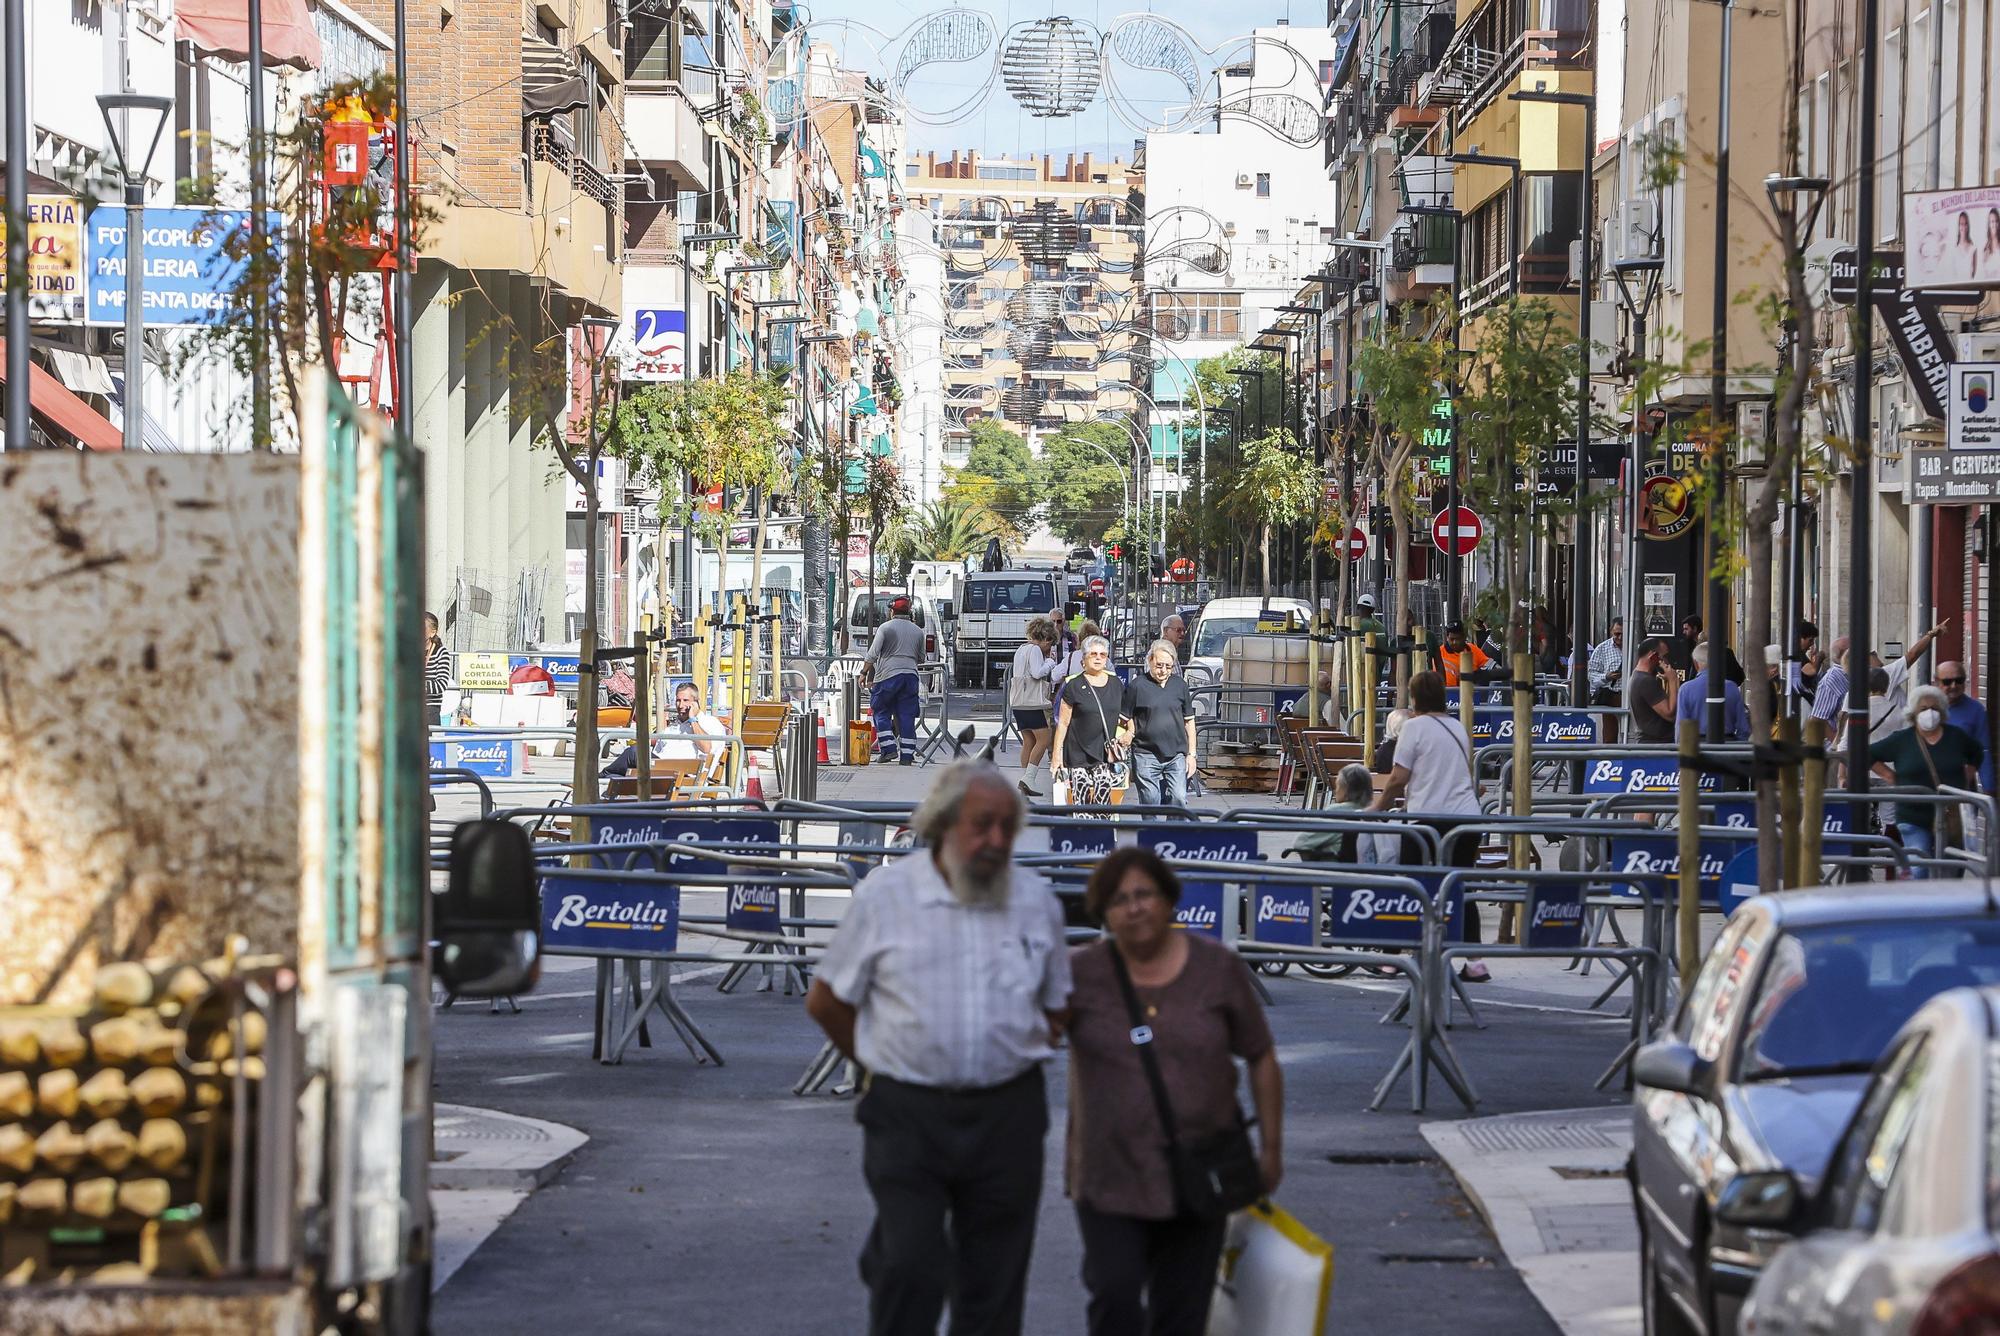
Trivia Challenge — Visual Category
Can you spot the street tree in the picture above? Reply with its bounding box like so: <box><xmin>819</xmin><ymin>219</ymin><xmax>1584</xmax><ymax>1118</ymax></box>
<box><xmin>1354</xmin><ymin>299</ymin><xmax>1456</xmax><ymax>652</ymax></box>
<box><xmin>888</xmin><ymin>496</ymin><xmax>1006</xmax><ymax>568</ymax></box>
<box><xmin>1223</xmin><ymin>430</ymin><xmax>1316</xmax><ymax>597</ymax></box>
<box><xmin>1037</xmin><ymin>420</ymin><xmax>1133</xmax><ymax>547</ymax></box>
<box><xmin>943</xmin><ymin>419</ymin><xmax>1038</xmax><ymax>539</ymax></box>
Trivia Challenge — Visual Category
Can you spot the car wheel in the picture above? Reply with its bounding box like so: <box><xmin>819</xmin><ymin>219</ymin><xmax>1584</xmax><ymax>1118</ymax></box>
<box><xmin>1641</xmin><ymin>1232</ymin><xmax>1699</xmax><ymax>1336</ymax></box>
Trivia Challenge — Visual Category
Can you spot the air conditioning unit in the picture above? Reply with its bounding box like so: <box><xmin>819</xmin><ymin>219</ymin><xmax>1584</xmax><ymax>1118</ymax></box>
<box><xmin>1961</xmin><ymin>331</ymin><xmax>2000</xmax><ymax>362</ymax></box>
<box><xmin>1236</xmin><ymin>173</ymin><xmax>1253</xmax><ymax>187</ymax></box>
<box><xmin>1614</xmin><ymin>199</ymin><xmax>1662</xmax><ymax>261</ymax></box>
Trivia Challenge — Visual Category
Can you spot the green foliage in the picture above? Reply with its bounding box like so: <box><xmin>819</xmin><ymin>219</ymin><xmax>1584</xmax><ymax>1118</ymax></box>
<box><xmin>944</xmin><ymin>419</ymin><xmax>1038</xmax><ymax>536</ymax></box>
<box><xmin>1224</xmin><ymin>430</ymin><xmax>1316</xmax><ymax>529</ymax></box>
<box><xmin>1037</xmin><ymin>420</ymin><xmax>1133</xmax><ymax>546</ymax></box>
<box><xmin>888</xmin><ymin>496</ymin><xmax>1005</xmax><ymax>563</ymax></box>
<box><xmin>1455</xmin><ymin>298</ymin><xmax>1585</xmax><ymax>531</ymax></box>
<box><xmin>605</xmin><ymin>367</ymin><xmax>793</xmax><ymax>546</ymax></box>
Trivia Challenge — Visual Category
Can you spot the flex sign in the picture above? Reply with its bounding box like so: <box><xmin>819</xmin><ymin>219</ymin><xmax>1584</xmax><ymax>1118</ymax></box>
<box><xmin>1140</xmin><ymin>826</ymin><xmax>1259</xmax><ymax>940</ymax></box>
<box><xmin>86</xmin><ymin>208</ymin><xmax>280</xmax><ymax>326</ymax></box>
<box><xmin>540</xmin><ymin>873</ymin><xmax>680</xmax><ymax>956</ymax></box>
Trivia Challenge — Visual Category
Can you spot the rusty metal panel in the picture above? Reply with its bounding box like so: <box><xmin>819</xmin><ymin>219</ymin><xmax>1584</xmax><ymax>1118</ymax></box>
<box><xmin>0</xmin><ymin>453</ymin><xmax>301</xmax><ymax>1007</ymax></box>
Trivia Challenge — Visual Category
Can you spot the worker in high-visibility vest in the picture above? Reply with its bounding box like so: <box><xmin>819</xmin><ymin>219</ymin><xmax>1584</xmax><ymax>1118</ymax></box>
<box><xmin>1430</xmin><ymin>621</ymin><xmax>1500</xmax><ymax>688</ymax></box>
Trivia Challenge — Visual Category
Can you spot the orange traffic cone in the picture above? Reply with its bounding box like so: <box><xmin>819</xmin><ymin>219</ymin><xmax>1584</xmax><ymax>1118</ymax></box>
<box><xmin>816</xmin><ymin>713</ymin><xmax>830</xmax><ymax>765</ymax></box>
<box><xmin>743</xmin><ymin>752</ymin><xmax>765</xmax><ymax>801</ymax></box>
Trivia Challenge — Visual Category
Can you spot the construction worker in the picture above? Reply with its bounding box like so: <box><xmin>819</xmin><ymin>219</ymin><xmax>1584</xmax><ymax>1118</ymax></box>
<box><xmin>861</xmin><ymin>595</ymin><xmax>926</xmax><ymax>765</ymax></box>
<box><xmin>1429</xmin><ymin>621</ymin><xmax>1500</xmax><ymax>690</ymax></box>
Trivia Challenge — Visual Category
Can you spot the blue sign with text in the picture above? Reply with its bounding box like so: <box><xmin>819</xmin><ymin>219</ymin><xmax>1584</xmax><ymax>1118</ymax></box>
<box><xmin>1468</xmin><ymin>710</ymin><xmax>1600</xmax><ymax>746</ymax></box>
<box><xmin>725</xmin><ymin>882</ymin><xmax>781</xmax><ymax>933</ymax></box>
<box><xmin>1523</xmin><ymin>884</ymin><xmax>1588</xmax><ymax>949</ymax></box>
<box><xmin>1251</xmin><ymin>884</ymin><xmax>1315</xmax><ymax>947</ymax></box>
<box><xmin>540</xmin><ymin>873</ymin><xmax>680</xmax><ymax>956</ymax></box>
<box><xmin>1044</xmin><ymin>822</ymin><xmax>1118</xmax><ymax>855</ymax></box>
<box><xmin>86</xmin><ymin>208</ymin><xmax>281</xmax><ymax>326</ymax></box>
<box><xmin>512</xmin><ymin>654</ymin><xmax>581</xmax><ymax>689</ymax></box>
<box><xmin>1140</xmin><ymin>825</ymin><xmax>1258</xmax><ymax>940</ymax></box>
<box><xmin>586</xmin><ymin>814</ymin><xmax>780</xmax><ymax>868</ymax></box>
<box><xmin>1583</xmin><ymin>756</ymin><xmax>1724</xmax><ymax>795</ymax></box>
<box><xmin>1323</xmin><ymin>873</ymin><xmax>1463</xmax><ymax>945</ymax></box>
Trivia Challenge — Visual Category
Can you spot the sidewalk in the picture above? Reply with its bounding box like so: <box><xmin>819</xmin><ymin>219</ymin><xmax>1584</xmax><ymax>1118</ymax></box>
<box><xmin>431</xmin><ymin>1103</ymin><xmax>587</xmax><ymax>1292</ymax></box>
<box><xmin>1424</xmin><ymin>1107</ymin><xmax>1639</xmax><ymax>1336</ymax></box>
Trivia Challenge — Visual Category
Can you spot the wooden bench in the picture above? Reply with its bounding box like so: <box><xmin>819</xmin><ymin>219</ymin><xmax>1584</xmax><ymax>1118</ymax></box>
<box><xmin>1306</xmin><ymin>735</ymin><xmax>1368</xmax><ymax>808</ymax></box>
<box><xmin>603</xmin><ymin>757</ymin><xmax>700</xmax><ymax>801</ymax></box>
<box><xmin>736</xmin><ymin>701</ymin><xmax>793</xmax><ymax>791</ymax></box>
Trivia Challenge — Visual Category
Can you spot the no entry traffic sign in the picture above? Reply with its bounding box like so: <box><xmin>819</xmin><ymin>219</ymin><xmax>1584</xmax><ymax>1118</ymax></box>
<box><xmin>1089</xmin><ymin>577</ymin><xmax>1106</xmax><ymax>595</ymax></box>
<box><xmin>1432</xmin><ymin>506</ymin><xmax>1482</xmax><ymax>556</ymax></box>
<box><xmin>1169</xmin><ymin>557</ymin><xmax>1196</xmax><ymax>583</ymax></box>
<box><xmin>1341</xmin><ymin>527</ymin><xmax>1367</xmax><ymax>561</ymax></box>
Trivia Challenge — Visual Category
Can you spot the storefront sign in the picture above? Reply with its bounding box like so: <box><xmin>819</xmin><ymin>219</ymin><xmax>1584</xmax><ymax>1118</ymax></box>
<box><xmin>1901</xmin><ymin>190</ymin><xmax>2000</xmax><ymax>291</ymax></box>
<box><xmin>86</xmin><ymin>208</ymin><xmax>279</xmax><ymax>326</ymax></box>
<box><xmin>1910</xmin><ymin>362</ymin><xmax>2000</xmax><ymax>503</ymax></box>
<box><xmin>622</xmin><ymin>307</ymin><xmax>686</xmax><ymax>381</ymax></box>
<box><xmin>1825</xmin><ymin>245</ymin><xmax>1971</xmax><ymax>418</ymax></box>
<box><xmin>0</xmin><ymin>195</ymin><xmax>86</xmax><ymax>321</ymax></box>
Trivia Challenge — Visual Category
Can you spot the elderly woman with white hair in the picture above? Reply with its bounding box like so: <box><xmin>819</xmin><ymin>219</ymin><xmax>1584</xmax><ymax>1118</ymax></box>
<box><xmin>1051</xmin><ymin>634</ymin><xmax>1131</xmax><ymax>800</ymax></box>
<box><xmin>1120</xmin><ymin>639</ymin><xmax>1197</xmax><ymax>807</ymax></box>
<box><xmin>1869</xmin><ymin>682</ymin><xmax>1985</xmax><ymax>877</ymax></box>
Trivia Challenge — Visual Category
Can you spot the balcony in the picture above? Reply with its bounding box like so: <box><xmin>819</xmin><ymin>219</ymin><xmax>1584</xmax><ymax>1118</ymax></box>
<box><xmin>1391</xmin><ymin>214</ymin><xmax>1455</xmax><ymax>270</ymax></box>
<box><xmin>625</xmin><ymin>81</ymin><xmax>709</xmax><ymax>191</ymax></box>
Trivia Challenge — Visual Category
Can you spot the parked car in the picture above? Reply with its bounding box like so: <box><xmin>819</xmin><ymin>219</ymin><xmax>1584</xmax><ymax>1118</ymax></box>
<box><xmin>847</xmin><ymin>592</ymin><xmax>937</xmax><ymax>661</ymax></box>
<box><xmin>1739</xmin><ymin>983</ymin><xmax>2000</xmax><ymax>1336</ymax></box>
<box><xmin>1631</xmin><ymin>886</ymin><xmax>2000</xmax><ymax>1336</ymax></box>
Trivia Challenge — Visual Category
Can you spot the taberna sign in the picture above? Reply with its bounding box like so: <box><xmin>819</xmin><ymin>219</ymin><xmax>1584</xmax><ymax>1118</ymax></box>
<box><xmin>540</xmin><ymin>874</ymin><xmax>681</xmax><ymax>956</ymax></box>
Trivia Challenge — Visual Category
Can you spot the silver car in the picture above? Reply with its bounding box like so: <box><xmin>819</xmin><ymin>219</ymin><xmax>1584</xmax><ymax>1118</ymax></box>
<box><xmin>1740</xmin><ymin>983</ymin><xmax>2000</xmax><ymax>1336</ymax></box>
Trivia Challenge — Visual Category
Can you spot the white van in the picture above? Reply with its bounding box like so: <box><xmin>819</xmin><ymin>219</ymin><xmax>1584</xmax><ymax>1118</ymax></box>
<box><xmin>952</xmin><ymin>569</ymin><xmax>1066</xmax><ymax>688</ymax></box>
<box><xmin>1186</xmin><ymin>597</ymin><xmax>1314</xmax><ymax>689</ymax></box>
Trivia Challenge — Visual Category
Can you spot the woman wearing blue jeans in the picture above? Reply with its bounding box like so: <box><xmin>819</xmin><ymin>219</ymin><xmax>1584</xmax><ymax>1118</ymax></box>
<box><xmin>1869</xmin><ymin>684</ymin><xmax>1984</xmax><ymax>878</ymax></box>
<box><xmin>1122</xmin><ymin>640</ymin><xmax>1198</xmax><ymax>808</ymax></box>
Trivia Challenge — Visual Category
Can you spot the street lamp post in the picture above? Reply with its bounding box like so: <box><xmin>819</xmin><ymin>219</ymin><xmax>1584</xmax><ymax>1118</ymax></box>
<box><xmin>1510</xmin><ymin>84</ymin><xmax>1597</xmax><ymax>713</ymax></box>
<box><xmin>1849</xmin><ymin>0</ymin><xmax>1883</xmax><ymax>799</ymax></box>
<box><xmin>4</xmin><ymin>0</ymin><xmax>29</xmax><ymax>448</ymax></box>
<box><xmin>95</xmin><ymin>93</ymin><xmax>173</xmax><ymax>455</ymax></box>
<box><xmin>1399</xmin><ymin>203</ymin><xmax>1465</xmax><ymax>619</ymax></box>
<box><xmin>1763</xmin><ymin>174</ymin><xmax>1829</xmax><ymax>719</ymax></box>
<box><xmin>1612</xmin><ymin>256</ymin><xmax>1665</xmax><ymax>706</ymax></box>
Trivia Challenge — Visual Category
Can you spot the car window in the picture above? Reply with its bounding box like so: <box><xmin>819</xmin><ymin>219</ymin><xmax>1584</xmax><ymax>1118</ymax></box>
<box><xmin>966</xmin><ymin>584</ymin><xmax>989</xmax><ymax>612</ymax></box>
<box><xmin>1193</xmin><ymin>617</ymin><xmax>1258</xmax><ymax>658</ymax></box>
<box><xmin>1823</xmin><ymin>1035</ymin><xmax>1927</xmax><ymax>1229</ymax></box>
<box><xmin>1681</xmin><ymin>913</ymin><xmax>1766</xmax><ymax>1063</ymax></box>
<box><xmin>1739</xmin><ymin>919</ymin><xmax>2000</xmax><ymax>1079</ymax></box>
<box><xmin>985</xmin><ymin>581</ymin><xmax>1055</xmax><ymax>613</ymax></box>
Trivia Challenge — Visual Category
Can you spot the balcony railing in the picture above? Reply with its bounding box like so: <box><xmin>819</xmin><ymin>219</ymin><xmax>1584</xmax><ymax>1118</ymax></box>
<box><xmin>531</xmin><ymin>123</ymin><xmax>618</xmax><ymax>207</ymax></box>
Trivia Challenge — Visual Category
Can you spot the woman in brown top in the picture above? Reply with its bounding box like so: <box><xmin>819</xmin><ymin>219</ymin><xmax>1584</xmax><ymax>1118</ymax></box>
<box><xmin>1067</xmin><ymin>848</ymin><xmax>1284</xmax><ymax>1335</ymax></box>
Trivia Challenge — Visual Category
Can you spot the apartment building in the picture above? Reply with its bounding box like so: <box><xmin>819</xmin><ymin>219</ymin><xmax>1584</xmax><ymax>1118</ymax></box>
<box><xmin>901</xmin><ymin>149</ymin><xmax>1144</xmax><ymax>470</ymax></box>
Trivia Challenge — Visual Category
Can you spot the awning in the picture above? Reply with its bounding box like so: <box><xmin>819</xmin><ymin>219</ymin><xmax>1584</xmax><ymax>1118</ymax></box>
<box><xmin>0</xmin><ymin>339</ymin><xmax>121</xmax><ymax>450</ymax></box>
<box><xmin>524</xmin><ymin>36</ymin><xmax>589</xmax><ymax>120</ymax></box>
<box><xmin>175</xmin><ymin>0</ymin><xmax>323</xmax><ymax>72</ymax></box>
<box><xmin>49</xmin><ymin>349</ymin><xmax>115</xmax><ymax>396</ymax></box>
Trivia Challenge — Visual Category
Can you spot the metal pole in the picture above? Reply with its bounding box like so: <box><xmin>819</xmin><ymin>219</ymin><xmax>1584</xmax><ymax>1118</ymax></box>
<box><xmin>122</xmin><ymin>180</ymin><xmax>144</xmax><ymax>454</ymax></box>
<box><xmin>246</xmin><ymin>0</ymin><xmax>268</xmax><ymax>448</ymax></box>
<box><xmin>2</xmin><ymin>0</ymin><xmax>27</xmax><ymax>450</ymax></box>
<box><xmin>1706</xmin><ymin>0</ymin><xmax>1735</xmax><ymax>744</ymax></box>
<box><xmin>392</xmin><ymin>0</ymin><xmax>413</xmax><ymax>447</ymax></box>
<box><xmin>1446</xmin><ymin>216</ymin><xmax>1463</xmax><ymax>620</ymax></box>
<box><xmin>1915</xmin><ymin>0</ymin><xmax>1946</xmax><ymax>670</ymax></box>
<box><xmin>1571</xmin><ymin>98</ymin><xmax>1596</xmax><ymax>712</ymax></box>
<box><xmin>1621</xmin><ymin>303</ymin><xmax>1649</xmax><ymax>697</ymax></box>
<box><xmin>1847</xmin><ymin>0</ymin><xmax>1880</xmax><ymax>796</ymax></box>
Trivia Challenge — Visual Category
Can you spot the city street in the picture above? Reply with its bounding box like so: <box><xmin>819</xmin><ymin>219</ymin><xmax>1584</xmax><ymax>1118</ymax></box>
<box><xmin>426</xmin><ymin>733</ymin><xmax>1656</xmax><ymax>1334</ymax></box>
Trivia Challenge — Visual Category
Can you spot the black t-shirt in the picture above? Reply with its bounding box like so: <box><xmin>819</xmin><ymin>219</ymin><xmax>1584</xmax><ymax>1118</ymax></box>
<box><xmin>1122</xmin><ymin>672</ymin><xmax>1195</xmax><ymax>759</ymax></box>
<box><xmin>1630</xmin><ymin>670</ymin><xmax>1672</xmax><ymax>743</ymax></box>
<box><xmin>1871</xmin><ymin>724</ymin><xmax>1985</xmax><ymax>830</ymax></box>
<box><xmin>1061</xmin><ymin>674</ymin><xmax>1126</xmax><ymax>767</ymax></box>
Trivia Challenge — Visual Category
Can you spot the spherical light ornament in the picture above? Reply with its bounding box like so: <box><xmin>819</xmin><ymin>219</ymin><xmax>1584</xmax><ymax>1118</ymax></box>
<box><xmin>1008</xmin><ymin>201</ymin><xmax>1083</xmax><ymax>266</ymax></box>
<box><xmin>1006</xmin><ymin>284</ymin><xmax>1061</xmax><ymax>329</ymax></box>
<box><xmin>1006</xmin><ymin>324</ymin><xmax>1052</xmax><ymax>362</ymax></box>
<box><xmin>1001</xmin><ymin>384</ymin><xmax>1049</xmax><ymax>424</ymax></box>
<box><xmin>1001</xmin><ymin>17</ymin><xmax>1103</xmax><ymax>119</ymax></box>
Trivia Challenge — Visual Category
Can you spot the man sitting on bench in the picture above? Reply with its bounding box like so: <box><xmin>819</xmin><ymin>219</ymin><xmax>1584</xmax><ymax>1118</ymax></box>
<box><xmin>603</xmin><ymin>682</ymin><xmax>727</xmax><ymax>783</ymax></box>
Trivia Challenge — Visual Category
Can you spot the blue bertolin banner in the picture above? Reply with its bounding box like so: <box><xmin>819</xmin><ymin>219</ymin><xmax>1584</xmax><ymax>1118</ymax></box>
<box><xmin>1044</xmin><ymin>822</ymin><xmax>1118</xmax><ymax>855</ymax></box>
<box><xmin>1583</xmin><ymin>757</ymin><xmax>1725</xmax><ymax>795</ymax></box>
<box><xmin>725</xmin><ymin>882</ymin><xmax>781</xmax><ymax>933</ymax></box>
<box><xmin>1323</xmin><ymin>879</ymin><xmax>1465</xmax><ymax>945</ymax></box>
<box><xmin>1467</xmin><ymin>710</ymin><xmax>1599</xmax><ymax>746</ymax></box>
<box><xmin>586</xmin><ymin>815</ymin><xmax>780</xmax><ymax>867</ymax></box>
<box><xmin>427</xmin><ymin>734</ymin><xmax>526</xmax><ymax>778</ymax></box>
<box><xmin>511</xmin><ymin>654</ymin><xmax>582</xmax><ymax>689</ymax></box>
<box><xmin>1251</xmin><ymin>885</ymin><xmax>1315</xmax><ymax>947</ymax></box>
<box><xmin>1605</xmin><ymin>801</ymin><xmax>1854</xmax><ymax>901</ymax></box>
<box><xmin>540</xmin><ymin>873</ymin><xmax>680</xmax><ymax>956</ymax></box>
<box><xmin>1523</xmin><ymin>885</ymin><xmax>1587</xmax><ymax>950</ymax></box>
<box><xmin>1138</xmin><ymin>826</ymin><xmax>1259</xmax><ymax>941</ymax></box>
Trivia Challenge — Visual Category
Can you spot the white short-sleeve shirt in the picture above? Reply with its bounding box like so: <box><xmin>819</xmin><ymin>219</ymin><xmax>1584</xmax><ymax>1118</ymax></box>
<box><xmin>817</xmin><ymin>853</ymin><xmax>1072</xmax><ymax>1089</ymax></box>
<box><xmin>1395</xmin><ymin>713</ymin><xmax>1483</xmax><ymax>816</ymax></box>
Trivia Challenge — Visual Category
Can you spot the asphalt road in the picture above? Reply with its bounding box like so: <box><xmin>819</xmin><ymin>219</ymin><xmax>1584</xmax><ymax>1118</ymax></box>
<box><xmin>430</xmin><ymin>945</ymin><xmax>1634</xmax><ymax>1335</ymax></box>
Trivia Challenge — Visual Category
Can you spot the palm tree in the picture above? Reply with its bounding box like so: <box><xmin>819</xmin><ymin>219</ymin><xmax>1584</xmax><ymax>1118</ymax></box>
<box><xmin>888</xmin><ymin>496</ymin><xmax>1005</xmax><ymax>564</ymax></box>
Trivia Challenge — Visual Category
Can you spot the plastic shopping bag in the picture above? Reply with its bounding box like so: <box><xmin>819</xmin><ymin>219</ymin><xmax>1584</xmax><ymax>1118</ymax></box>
<box><xmin>1206</xmin><ymin>1202</ymin><xmax>1334</xmax><ymax>1336</ymax></box>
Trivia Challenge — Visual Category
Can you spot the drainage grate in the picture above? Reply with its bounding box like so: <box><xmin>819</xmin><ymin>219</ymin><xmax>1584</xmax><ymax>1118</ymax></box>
<box><xmin>434</xmin><ymin>1109</ymin><xmax>553</xmax><ymax>1145</ymax></box>
<box><xmin>1552</xmin><ymin>1164</ymin><xmax>1625</xmax><ymax>1181</ymax></box>
<box><xmin>1377</xmin><ymin>1252</ymin><xmax>1496</xmax><ymax>1266</ymax></box>
<box><xmin>1325</xmin><ymin>1151</ymin><xmax>1438</xmax><ymax>1166</ymax></box>
<box><xmin>1458</xmin><ymin>1115</ymin><xmax>1621</xmax><ymax>1155</ymax></box>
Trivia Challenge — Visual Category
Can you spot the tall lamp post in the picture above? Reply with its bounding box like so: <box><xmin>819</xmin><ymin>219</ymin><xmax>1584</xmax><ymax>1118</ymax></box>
<box><xmin>4</xmin><ymin>0</ymin><xmax>29</xmax><ymax>448</ymax></box>
<box><xmin>1848</xmin><ymin>0</ymin><xmax>1883</xmax><ymax>800</ymax></box>
<box><xmin>1612</xmin><ymin>256</ymin><xmax>1665</xmax><ymax>701</ymax></box>
<box><xmin>1510</xmin><ymin>84</ymin><xmax>1597</xmax><ymax>712</ymax></box>
<box><xmin>95</xmin><ymin>93</ymin><xmax>173</xmax><ymax>455</ymax></box>
<box><xmin>1399</xmin><ymin>202</ymin><xmax>1466</xmax><ymax>618</ymax></box>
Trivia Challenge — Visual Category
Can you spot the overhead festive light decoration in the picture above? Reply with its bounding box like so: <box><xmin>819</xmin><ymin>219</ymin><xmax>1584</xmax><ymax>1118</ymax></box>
<box><xmin>1006</xmin><ymin>284</ymin><xmax>1062</xmax><ymax>329</ymax></box>
<box><xmin>1008</xmin><ymin>200</ymin><xmax>1083</xmax><ymax>267</ymax></box>
<box><xmin>1000</xmin><ymin>17</ymin><xmax>1103</xmax><ymax>118</ymax></box>
<box><xmin>1000</xmin><ymin>383</ymin><xmax>1049</xmax><ymax>423</ymax></box>
<box><xmin>1006</xmin><ymin>323</ymin><xmax>1053</xmax><ymax>361</ymax></box>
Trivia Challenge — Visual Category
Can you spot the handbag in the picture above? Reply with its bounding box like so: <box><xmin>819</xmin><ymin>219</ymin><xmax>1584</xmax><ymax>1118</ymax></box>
<box><xmin>1913</xmin><ymin>730</ymin><xmax>1967</xmax><ymax>851</ymax></box>
<box><xmin>1107</xmin><ymin>943</ymin><xmax>1264</xmax><ymax>1218</ymax></box>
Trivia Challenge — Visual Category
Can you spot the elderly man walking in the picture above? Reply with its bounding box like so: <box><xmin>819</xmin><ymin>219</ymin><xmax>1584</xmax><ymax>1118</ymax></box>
<box><xmin>806</xmin><ymin>761</ymin><xmax>1072</xmax><ymax>1336</ymax></box>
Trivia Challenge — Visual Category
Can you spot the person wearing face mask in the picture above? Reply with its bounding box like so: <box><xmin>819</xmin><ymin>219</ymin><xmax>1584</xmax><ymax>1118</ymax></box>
<box><xmin>1870</xmin><ymin>684</ymin><xmax>1984</xmax><ymax>876</ymax></box>
<box><xmin>1120</xmin><ymin>640</ymin><xmax>1198</xmax><ymax>808</ymax></box>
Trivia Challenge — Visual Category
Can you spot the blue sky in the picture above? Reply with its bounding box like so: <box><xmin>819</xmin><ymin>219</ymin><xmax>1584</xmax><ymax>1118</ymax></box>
<box><xmin>791</xmin><ymin>1</ymin><xmax>1326</xmax><ymax>159</ymax></box>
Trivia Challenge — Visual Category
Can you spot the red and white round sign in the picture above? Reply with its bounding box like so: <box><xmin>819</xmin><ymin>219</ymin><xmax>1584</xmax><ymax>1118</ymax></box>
<box><xmin>1342</xmin><ymin>527</ymin><xmax>1367</xmax><ymax>561</ymax></box>
<box><xmin>1169</xmin><ymin>557</ymin><xmax>1196</xmax><ymax>583</ymax></box>
<box><xmin>1431</xmin><ymin>506</ymin><xmax>1482</xmax><ymax>556</ymax></box>
<box><xmin>1089</xmin><ymin>577</ymin><xmax>1106</xmax><ymax>596</ymax></box>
